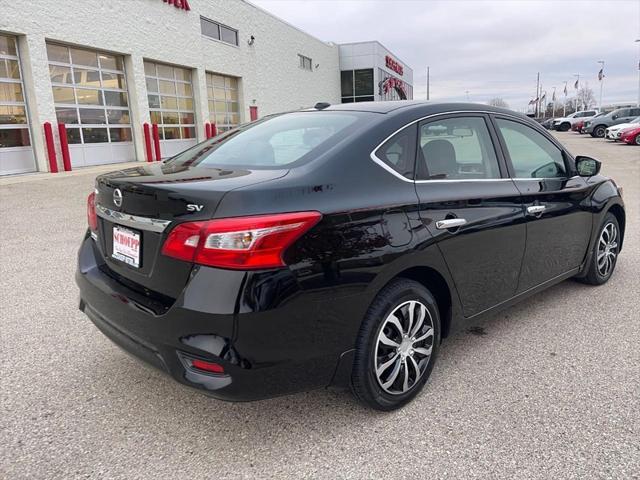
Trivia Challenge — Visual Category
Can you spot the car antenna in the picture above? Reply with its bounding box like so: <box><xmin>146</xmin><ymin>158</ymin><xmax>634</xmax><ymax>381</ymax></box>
<box><xmin>314</xmin><ymin>102</ymin><xmax>331</xmax><ymax>110</ymax></box>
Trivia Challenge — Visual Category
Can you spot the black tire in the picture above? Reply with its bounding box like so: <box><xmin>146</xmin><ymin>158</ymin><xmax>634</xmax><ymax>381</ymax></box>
<box><xmin>559</xmin><ymin>122</ymin><xmax>571</xmax><ymax>132</ymax></box>
<box><xmin>593</xmin><ymin>125</ymin><xmax>607</xmax><ymax>138</ymax></box>
<box><xmin>635</xmin><ymin>134</ymin><xmax>640</xmax><ymax>146</ymax></box>
<box><xmin>351</xmin><ymin>279</ymin><xmax>441</xmax><ymax>411</ymax></box>
<box><xmin>579</xmin><ymin>212</ymin><xmax>620</xmax><ymax>285</ymax></box>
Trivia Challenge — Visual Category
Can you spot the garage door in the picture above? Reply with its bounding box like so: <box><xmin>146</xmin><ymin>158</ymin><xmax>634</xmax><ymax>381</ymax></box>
<box><xmin>47</xmin><ymin>43</ymin><xmax>134</xmax><ymax>168</ymax></box>
<box><xmin>144</xmin><ymin>61</ymin><xmax>197</xmax><ymax>159</ymax></box>
<box><xmin>0</xmin><ymin>34</ymin><xmax>36</xmax><ymax>176</ymax></box>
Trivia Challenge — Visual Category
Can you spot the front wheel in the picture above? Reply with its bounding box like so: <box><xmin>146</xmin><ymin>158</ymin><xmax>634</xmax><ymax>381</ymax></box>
<box><xmin>351</xmin><ymin>279</ymin><xmax>440</xmax><ymax>411</ymax></box>
<box><xmin>579</xmin><ymin>212</ymin><xmax>620</xmax><ymax>285</ymax></box>
<box><xmin>559</xmin><ymin>122</ymin><xmax>571</xmax><ymax>132</ymax></box>
<box><xmin>635</xmin><ymin>134</ymin><xmax>640</xmax><ymax>146</ymax></box>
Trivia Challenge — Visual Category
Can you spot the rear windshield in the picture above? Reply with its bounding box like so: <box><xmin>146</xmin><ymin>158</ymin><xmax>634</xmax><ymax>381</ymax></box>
<box><xmin>165</xmin><ymin>111</ymin><xmax>368</xmax><ymax>169</ymax></box>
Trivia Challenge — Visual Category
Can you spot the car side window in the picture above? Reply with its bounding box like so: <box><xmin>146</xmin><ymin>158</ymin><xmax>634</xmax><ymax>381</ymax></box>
<box><xmin>374</xmin><ymin>124</ymin><xmax>417</xmax><ymax>179</ymax></box>
<box><xmin>415</xmin><ymin>116</ymin><xmax>500</xmax><ymax>180</ymax></box>
<box><xmin>495</xmin><ymin>118</ymin><xmax>567</xmax><ymax>179</ymax></box>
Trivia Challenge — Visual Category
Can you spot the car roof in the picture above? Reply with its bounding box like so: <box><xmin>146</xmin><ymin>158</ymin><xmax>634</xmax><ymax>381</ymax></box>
<box><xmin>308</xmin><ymin>100</ymin><xmax>527</xmax><ymax>118</ymax></box>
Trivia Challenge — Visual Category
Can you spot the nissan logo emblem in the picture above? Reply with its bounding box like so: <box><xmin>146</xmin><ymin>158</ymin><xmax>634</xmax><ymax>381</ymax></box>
<box><xmin>113</xmin><ymin>188</ymin><xmax>123</xmax><ymax>207</ymax></box>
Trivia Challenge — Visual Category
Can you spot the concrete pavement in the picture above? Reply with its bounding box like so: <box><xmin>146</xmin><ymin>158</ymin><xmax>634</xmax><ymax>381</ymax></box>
<box><xmin>1</xmin><ymin>132</ymin><xmax>638</xmax><ymax>479</ymax></box>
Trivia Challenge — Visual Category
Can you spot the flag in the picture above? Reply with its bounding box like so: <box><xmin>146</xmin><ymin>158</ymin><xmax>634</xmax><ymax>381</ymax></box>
<box><xmin>552</xmin><ymin>90</ymin><xmax>556</xmax><ymax>101</ymax></box>
<box><xmin>541</xmin><ymin>92</ymin><xmax>546</xmax><ymax>103</ymax></box>
<box><xmin>563</xmin><ymin>84</ymin><xmax>567</xmax><ymax>95</ymax></box>
<box><xmin>528</xmin><ymin>99</ymin><xmax>534</xmax><ymax>105</ymax></box>
<box><xmin>574</xmin><ymin>79</ymin><xmax>579</xmax><ymax>90</ymax></box>
<box><xmin>598</xmin><ymin>68</ymin><xmax>604</xmax><ymax>81</ymax></box>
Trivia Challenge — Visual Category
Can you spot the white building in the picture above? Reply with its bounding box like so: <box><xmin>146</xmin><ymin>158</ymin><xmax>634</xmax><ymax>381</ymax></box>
<box><xmin>339</xmin><ymin>41</ymin><xmax>413</xmax><ymax>103</ymax></box>
<box><xmin>0</xmin><ymin>0</ymin><xmax>412</xmax><ymax>176</ymax></box>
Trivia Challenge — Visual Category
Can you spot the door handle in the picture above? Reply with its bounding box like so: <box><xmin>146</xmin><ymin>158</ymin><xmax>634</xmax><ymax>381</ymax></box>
<box><xmin>526</xmin><ymin>205</ymin><xmax>546</xmax><ymax>216</ymax></box>
<box><xmin>435</xmin><ymin>218</ymin><xmax>467</xmax><ymax>230</ymax></box>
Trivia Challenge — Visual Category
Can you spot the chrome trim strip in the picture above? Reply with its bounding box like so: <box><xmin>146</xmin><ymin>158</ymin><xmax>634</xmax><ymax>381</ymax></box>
<box><xmin>96</xmin><ymin>204</ymin><xmax>171</xmax><ymax>233</ymax></box>
<box><xmin>369</xmin><ymin>109</ymin><xmax>550</xmax><ymax>184</ymax></box>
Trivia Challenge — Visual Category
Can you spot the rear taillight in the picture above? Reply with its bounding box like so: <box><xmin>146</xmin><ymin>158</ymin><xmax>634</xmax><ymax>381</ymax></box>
<box><xmin>161</xmin><ymin>211</ymin><xmax>322</xmax><ymax>269</ymax></box>
<box><xmin>87</xmin><ymin>191</ymin><xmax>98</xmax><ymax>231</ymax></box>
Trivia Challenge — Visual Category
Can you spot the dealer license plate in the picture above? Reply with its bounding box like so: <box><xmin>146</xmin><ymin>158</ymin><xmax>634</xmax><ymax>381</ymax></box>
<box><xmin>112</xmin><ymin>225</ymin><xmax>141</xmax><ymax>268</ymax></box>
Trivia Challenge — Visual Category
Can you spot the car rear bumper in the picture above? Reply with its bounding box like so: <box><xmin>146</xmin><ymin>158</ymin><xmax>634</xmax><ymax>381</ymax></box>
<box><xmin>76</xmin><ymin>233</ymin><xmax>360</xmax><ymax>401</ymax></box>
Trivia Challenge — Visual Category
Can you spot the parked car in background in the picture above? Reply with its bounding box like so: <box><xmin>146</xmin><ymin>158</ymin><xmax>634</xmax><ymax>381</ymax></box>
<box><xmin>584</xmin><ymin>107</ymin><xmax>640</xmax><ymax>138</ymax></box>
<box><xmin>605</xmin><ymin>116</ymin><xmax>640</xmax><ymax>140</ymax></box>
<box><xmin>620</xmin><ymin>125</ymin><xmax>640</xmax><ymax>145</ymax></box>
<box><xmin>571</xmin><ymin>120</ymin><xmax>585</xmax><ymax>133</ymax></box>
<box><xmin>552</xmin><ymin>109</ymin><xmax>599</xmax><ymax>131</ymax></box>
<box><xmin>540</xmin><ymin>118</ymin><xmax>554</xmax><ymax>129</ymax></box>
<box><xmin>76</xmin><ymin>102</ymin><xmax>626</xmax><ymax>410</ymax></box>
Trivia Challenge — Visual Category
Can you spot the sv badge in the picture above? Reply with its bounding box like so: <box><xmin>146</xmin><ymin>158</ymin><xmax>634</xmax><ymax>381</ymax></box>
<box><xmin>187</xmin><ymin>204</ymin><xmax>204</xmax><ymax>212</ymax></box>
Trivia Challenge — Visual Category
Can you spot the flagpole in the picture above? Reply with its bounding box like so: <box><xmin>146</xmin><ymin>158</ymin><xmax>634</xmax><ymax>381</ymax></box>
<box><xmin>563</xmin><ymin>82</ymin><xmax>567</xmax><ymax>116</ymax></box>
<box><xmin>597</xmin><ymin>60</ymin><xmax>604</xmax><ymax>110</ymax></box>
<box><xmin>574</xmin><ymin>74</ymin><xmax>580</xmax><ymax>111</ymax></box>
<box><xmin>535</xmin><ymin>72</ymin><xmax>540</xmax><ymax>118</ymax></box>
<box><xmin>552</xmin><ymin>87</ymin><xmax>556</xmax><ymax>118</ymax></box>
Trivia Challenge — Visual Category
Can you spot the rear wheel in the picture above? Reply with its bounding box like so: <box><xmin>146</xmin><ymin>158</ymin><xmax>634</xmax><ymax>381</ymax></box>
<box><xmin>579</xmin><ymin>213</ymin><xmax>620</xmax><ymax>285</ymax></box>
<box><xmin>634</xmin><ymin>134</ymin><xmax>640</xmax><ymax>146</ymax></box>
<box><xmin>593</xmin><ymin>125</ymin><xmax>607</xmax><ymax>138</ymax></box>
<box><xmin>351</xmin><ymin>279</ymin><xmax>440</xmax><ymax>411</ymax></box>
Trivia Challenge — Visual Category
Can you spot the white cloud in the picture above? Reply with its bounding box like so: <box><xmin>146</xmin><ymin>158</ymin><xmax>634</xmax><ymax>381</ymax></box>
<box><xmin>251</xmin><ymin>0</ymin><xmax>640</xmax><ymax>109</ymax></box>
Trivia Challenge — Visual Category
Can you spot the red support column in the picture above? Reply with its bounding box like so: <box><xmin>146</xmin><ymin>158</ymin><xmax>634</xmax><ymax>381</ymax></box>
<box><xmin>143</xmin><ymin>123</ymin><xmax>153</xmax><ymax>162</ymax></box>
<box><xmin>58</xmin><ymin>123</ymin><xmax>72</xmax><ymax>171</ymax></box>
<box><xmin>152</xmin><ymin>124</ymin><xmax>161</xmax><ymax>161</ymax></box>
<box><xmin>205</xmin><ymin>123</ymin><xmax>211</xmax><ymax>139</ymax></box>
<box><xmin>211</xmin><ymin>123</ymin><xmax>217</xmax><ymax>137</ymax></box>
<box><xmin>250</xmin><ymin>106</ymin><xmax>258</xmax><ymax>121</ymax></box>
<box><xmin>43</xmin><ymin>122</ymin><xmax>58</xmax><ymax>173</ymax></box>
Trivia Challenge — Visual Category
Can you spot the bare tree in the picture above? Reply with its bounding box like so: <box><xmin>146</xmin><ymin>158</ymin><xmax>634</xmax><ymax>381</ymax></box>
<box><xmin>576</xmin><ymin>85</ymin><xmax>596</xmax><ymax>110</ymax></box>
<box><xmin>487</xmin><ymin>97</ymin><xmax>509</xmax><ymax>109</ymax></box>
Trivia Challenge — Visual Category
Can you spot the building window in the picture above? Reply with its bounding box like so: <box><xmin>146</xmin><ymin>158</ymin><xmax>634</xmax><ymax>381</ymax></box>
<box><xmin>206</xmin><ymin>73</ymin><xmax>239</xmax><ymax>133</ymax></box>
<box><xmin>0</xmin><ymin>34</ymin><xmax>30</xmax><ymax>148</ymax></box>
<box><xmin>379</xmin><ymin>68</ymin><xmax>412</xmax><ymax>101</ymax></box>
<box><xmin>298</xmin><ymin>55</ymin><xmax>312</xmax><ymax>71</ymax></box>
<box><xmin>47</xmin><ymin>43</ymin><xmax>131</xmax><ymax>144</ymax></box>
<box><xmin>200</xmin><ymin>17</ymin><xmax>238</xmax><ymax>46</ymax></box>
<box><xmin>341</xmin><ymin>69</ymin><xmax>374</xmax><ymax>103</ymax></box>
<box><xmin>145</xmin><ymin>61</ymin><xmax>196</xmax><ymax>141</ymax></box>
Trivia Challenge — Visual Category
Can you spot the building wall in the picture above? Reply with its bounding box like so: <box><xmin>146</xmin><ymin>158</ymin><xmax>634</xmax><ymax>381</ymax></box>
<box><xmin>339</xmin><ymin>41</ymin><xmax>413</xmax><ymax>101</ymax></box>
<box><xmin>0</xmin><ymin>0</ymin><xmax>340</xmax><ymax>172</ymax></box>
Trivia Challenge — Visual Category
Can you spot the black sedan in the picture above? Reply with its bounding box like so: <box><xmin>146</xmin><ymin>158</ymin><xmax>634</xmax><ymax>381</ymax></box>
<box><xmin>77</xmin><ymin>101</ymin><xmax>625</xmax><ymax>410</ymax></box>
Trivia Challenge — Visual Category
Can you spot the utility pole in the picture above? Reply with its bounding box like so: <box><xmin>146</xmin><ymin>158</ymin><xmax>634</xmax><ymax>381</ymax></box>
<box><xmin>426</xmin><ymin>66</ymin><xmax>430</xmax><ymax>101</ymax></box>
<box><xmin>597</xmin><ymin>60</ymin><xmax>605</xmax><ymax>110</ymax></box>
<box><xmin>552</xmin><ymin>87</ymin><xmax>556</xmax><ymax>118</ymax></box>
<box><xmin>563</xmin><ymin>81</ymin><xmax>567</xmax><ymax>116</ymax></box>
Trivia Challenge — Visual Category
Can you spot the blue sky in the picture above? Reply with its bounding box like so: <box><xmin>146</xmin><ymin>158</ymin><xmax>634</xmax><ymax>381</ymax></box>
<box><xmin>252</xmin><ymin>0</ymin><xmax>640</xmax><ymax>111</ymax></box>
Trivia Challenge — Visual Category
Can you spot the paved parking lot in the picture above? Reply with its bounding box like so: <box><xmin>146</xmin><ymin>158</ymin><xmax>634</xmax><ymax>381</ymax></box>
<box><xmin>1</xmin><ymin>132</ymin><xmax>638</xmax><ymax>479</ymax></box>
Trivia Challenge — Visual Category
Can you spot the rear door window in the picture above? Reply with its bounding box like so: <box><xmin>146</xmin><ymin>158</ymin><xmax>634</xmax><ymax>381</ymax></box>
<box><xmin>415</xmin><ymin>116</ymin><xmax>501</xmax><ymax>180</ymax></box>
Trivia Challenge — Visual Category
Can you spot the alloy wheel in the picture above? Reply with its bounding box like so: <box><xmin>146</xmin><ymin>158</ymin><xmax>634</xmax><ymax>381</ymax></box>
<box><xmin>597</xmin><ymin>222</ymin><xmax>618</xmax><ymax>277</ymax></box>
<box><xmin>374</xmin><ymin>300</ymin><xmax>435</xmax><ymax>395</ymax></box>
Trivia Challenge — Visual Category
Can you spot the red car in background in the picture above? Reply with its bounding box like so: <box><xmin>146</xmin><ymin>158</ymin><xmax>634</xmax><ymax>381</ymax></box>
<box><xmin>572</xmin><ymin>120</ymin><xmax>585</xmax><ymax>133</ymax></box>
<box><xmin>620</xmin><ymin>126</ymin><xmax>640</xmax><ymax>145</ymax></box>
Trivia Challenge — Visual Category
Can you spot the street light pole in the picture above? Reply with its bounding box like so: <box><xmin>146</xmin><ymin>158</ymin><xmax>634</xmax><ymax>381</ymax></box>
<box><xmin>597</xmin><ymin>60</ymin><xmax>605</xmax><ymax>110</ymax></box>
<box><xmin>426</xmin><ymin>66</ymin><xmax>430</xmax><ymax>101</ymax></box>
<box><xmin>636</xmin><ymin>40</ymin><xmax>640</xmax><ymax>107</ymax></box>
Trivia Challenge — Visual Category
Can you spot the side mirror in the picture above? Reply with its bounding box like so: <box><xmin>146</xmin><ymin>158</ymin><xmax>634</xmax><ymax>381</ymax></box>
<box><xmin>575</xmin><ymin>156</ymin><xmax>601</xmax><ymax>177</ymax></box>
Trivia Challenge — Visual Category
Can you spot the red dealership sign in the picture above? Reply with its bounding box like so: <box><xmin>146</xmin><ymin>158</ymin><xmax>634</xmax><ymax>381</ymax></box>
<box><xmin>385</xmin><ymin>55</ymin><xmax>403</xmax><ymax>76</ymax></box>
<box><xmin>163</xmin><ymin>0</ymin><xmax>191</xmax><ymax>11</ymax></box>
